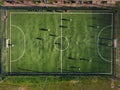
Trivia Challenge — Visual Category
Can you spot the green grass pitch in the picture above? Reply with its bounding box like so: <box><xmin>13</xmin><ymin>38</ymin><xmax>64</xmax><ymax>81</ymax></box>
<box><xmin>7</xmin><ymin>11</ymin><xmax>113</xmax><ymax>74</ymax></box>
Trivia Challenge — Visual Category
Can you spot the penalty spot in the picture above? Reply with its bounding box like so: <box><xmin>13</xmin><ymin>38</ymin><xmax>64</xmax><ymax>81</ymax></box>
<box><xmin>8</xmin><ymin>43</ymin><xmax>14</xmax><ymax>47</ymax></box>
<box><xmin>12</xmin><ymin>44</ymin><xmax>14</xmax><ymax>47</ymax></box>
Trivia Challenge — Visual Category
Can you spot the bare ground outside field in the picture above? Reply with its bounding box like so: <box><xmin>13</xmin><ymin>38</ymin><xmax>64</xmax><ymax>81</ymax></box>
<box><xmin>3</xmin><ymin>0</ymin><xmax>116</xmax><ymax>8</ymax></box>
<box><xmin>0</xmin><ymin>77</ymin><xmax>115</xmax><ymax>90</ymax></box>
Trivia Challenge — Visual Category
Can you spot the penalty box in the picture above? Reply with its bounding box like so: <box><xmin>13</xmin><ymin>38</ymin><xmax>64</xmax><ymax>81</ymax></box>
<box><xmin>5</xmin><ymin>11</ymin><xmax>114</xmax><ymax>76</ymax></box>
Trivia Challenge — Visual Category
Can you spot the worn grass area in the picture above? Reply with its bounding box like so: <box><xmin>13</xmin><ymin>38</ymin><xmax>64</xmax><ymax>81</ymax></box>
<box><xmin>0</xmin><ymin>76</ymin><xmax>115</xmax><ymax>90</ymax></box>
<box><xmin>6</xmin><ymin>11</ymin><xmax>113</xmax><ymax>73</ymax></box>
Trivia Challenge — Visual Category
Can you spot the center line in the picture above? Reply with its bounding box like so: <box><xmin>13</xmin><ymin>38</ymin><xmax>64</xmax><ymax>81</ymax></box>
<box><xmin>60</xmin><ymin>13</ymin><xmax>63</xmax><ymax>73</ymax></box>
<box><xmin>10</xmin><ymin>13</ymin><xmax>12</xmax><ymax>72</ymax></box>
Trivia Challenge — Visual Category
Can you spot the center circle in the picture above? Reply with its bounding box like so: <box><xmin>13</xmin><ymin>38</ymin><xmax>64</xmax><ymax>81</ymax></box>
<box><xmin>54</xmin><ymin>36</ymin><xmax>69</xmax><ymax>51</ymax></box>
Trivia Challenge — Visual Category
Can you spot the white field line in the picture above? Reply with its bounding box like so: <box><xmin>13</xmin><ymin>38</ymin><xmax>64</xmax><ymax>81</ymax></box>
<box><xmin>9</xmin><ymin>13</ymin><xmax>11</xmax><ymax>73</ymax></box>
<box><xmin>10</xmin><ymin>25</ymin><xmax>26</xmax><ymax>62</ymax></box>
<box><xmin>54</xmin><ymin>36</ymin><xmax>69</xmax><ymax>51</ymax></box>
<box><xmin>60</xmin><ymin>13</ymin><xmax>63</xmax><ymax>73</ymax></box>
<box><xmin>5</xmin><ymin>10</ymin><xmax>8</xmax><ymax>72</ymax></box>
<box><xmin>9</xmin><ymin>11</ymin><xmax>113</xmax><ymax>74</ymax></box>
<box><xmin>10</xmin><ymin>12</ymin><xmax>113</xmax><ymax>15</ymax></box>
<box><xmin>111</xmin><ymin>13</ymin><xmax>114</xmax><ymax>74</ymax></box>
<box><xmin>97</xmin><ymin>25</ymin><xmax>112</xmax><ymax>63</ymax></box>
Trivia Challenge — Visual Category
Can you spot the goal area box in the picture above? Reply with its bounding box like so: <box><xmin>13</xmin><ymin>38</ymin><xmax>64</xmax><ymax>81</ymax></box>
<box><xmin>0</xmin><ymin>6</ymin><xmax>115</xmax><ymax>76</ymax></box>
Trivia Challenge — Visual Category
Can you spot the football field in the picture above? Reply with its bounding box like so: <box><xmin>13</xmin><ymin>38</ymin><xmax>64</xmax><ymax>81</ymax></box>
<box><xmin>6</xmin><ymin>11</ymin><xmax>114</xmax><ymax>74</ymax></box>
